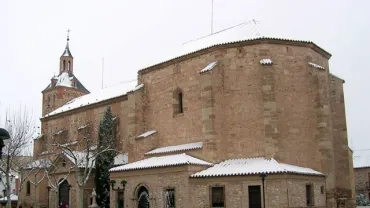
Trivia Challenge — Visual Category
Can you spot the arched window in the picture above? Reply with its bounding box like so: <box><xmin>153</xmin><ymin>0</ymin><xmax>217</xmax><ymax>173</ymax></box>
<box><xmin>26</xmin><ymin>181</ymin><xmax>31</xmax><ymax>195</ymax></box>
<box><xmin>63</xmin><ymin>60</ymin><xmax>66</xmax><ymax>71</ymax></box>
<box><xmin>137</xmin><ymin>186</ymin><xmax>149</xmax><ymax>207</ymax></box>
<box><xmin>47</xmin><ymin>96</ymin><xmax>51</xmax><ymax>107</ymax></box>
<box><xmin>68</xmin><ymin>61</ymin><xmax>71</xmax><ymax>71</ymax></box>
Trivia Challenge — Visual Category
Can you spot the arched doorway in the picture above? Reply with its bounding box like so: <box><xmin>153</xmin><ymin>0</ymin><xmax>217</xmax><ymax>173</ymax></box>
<box><xmin>59</xmin><ymin>180</ymin><xmax>70</xmax><ymax>208</ymax></box>
<box><xmin>137</xmin><ymin>186</ymin><xmax>149</xmax><ymax>208</ymax></box>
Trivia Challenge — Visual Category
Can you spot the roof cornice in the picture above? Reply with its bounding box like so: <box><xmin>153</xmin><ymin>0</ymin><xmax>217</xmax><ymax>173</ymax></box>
<box><xmin>138</xmin><ymin>37</ymin><xmax>331</xmax><ymax>75</ymax></box>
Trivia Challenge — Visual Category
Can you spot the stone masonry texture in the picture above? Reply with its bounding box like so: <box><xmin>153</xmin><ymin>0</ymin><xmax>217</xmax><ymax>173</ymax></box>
<box><xmin>23</xmin><ymin>39</ymin><xmax>355</xmax><ymax>208</ymax></box>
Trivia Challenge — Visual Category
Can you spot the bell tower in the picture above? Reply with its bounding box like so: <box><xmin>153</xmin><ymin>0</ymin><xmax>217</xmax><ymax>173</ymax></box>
<box><xmin>41</xmin><ymin>30</ymin><xmax>90</xmax><ymax>116</ymax></box>
<box><xmin>59</xmin><ymin>29</ymin><xmax>74</xmax><ymax>74</ymax></box>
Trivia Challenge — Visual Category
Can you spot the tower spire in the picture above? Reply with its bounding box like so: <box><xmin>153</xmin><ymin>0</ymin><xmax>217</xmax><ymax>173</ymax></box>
<box><xmin>61</xmin><ymin>29</ymin><xmax>72</xmax><ymax>57</ymax></box>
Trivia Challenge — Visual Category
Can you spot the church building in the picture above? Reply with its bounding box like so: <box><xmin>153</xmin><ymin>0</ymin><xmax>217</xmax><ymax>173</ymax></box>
<box><xmin>22</xmin><ymin>24</ymin><xmax>355</xmax><ymax>208</ymax></box>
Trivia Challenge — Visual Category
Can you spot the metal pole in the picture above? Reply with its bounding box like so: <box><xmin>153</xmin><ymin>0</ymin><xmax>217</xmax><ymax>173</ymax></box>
<box><xmin>260</xmin><ymin>173</ymin><xmax>266</xmax><ymax>208</ymax></box>
<box><xmin>211</xmin><ymin>0</ymin><xmax>214</xmax><ymax>34</ymax></box>
<box><xmin>102</xmin><ymin>57</ymin><xmax>104</xmax><ymax>89</ymax></box>
<box><xmin>47</xmin><ymin>189</ymin><xmax>49</xmax><ymax>208</ymax></box>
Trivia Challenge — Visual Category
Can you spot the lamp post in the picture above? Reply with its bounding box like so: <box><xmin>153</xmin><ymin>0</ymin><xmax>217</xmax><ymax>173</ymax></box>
<box><xmin>260</xmin><ymin>173</ymin><xmax>267</xmax><ymax>208</ymax></box>
<box><xmin>110</xmin><ymin>180</ymin><xmax>127</xmax><ymax>191</ymax></box>
<box><xmin>0</xmin><ymin>128</ymin><xmax>10</xmax><ymax>159</ymax></box>
<box><xmin>110</xmin><ymin>180</ymin><xmax>127</xmax><ymax>208</ymax></box>
<box><xmin>47</xmin><ymin>186</ymin><xmax>51</xmax><ymax>208</ymax></box>
<box><xmin>67</xmin><ymin>184</ymin><xmax>72</xmax><ymax>207</ymax></box>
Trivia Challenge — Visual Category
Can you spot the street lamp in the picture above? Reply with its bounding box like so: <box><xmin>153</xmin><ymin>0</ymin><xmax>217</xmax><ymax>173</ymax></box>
<box><xmin>0</xmin><ymin>128</ymin><xmax>10</xmax><ymax>159</ymax></box>
<box><xmin>110</xmin><ymin>180</ymin><xmax>127</xmax><ymax>191</ymax></box>
<box><xmin>47</xmin><ymin>186</ymin><xmax>51</xmax><ymax>208</ymax></box>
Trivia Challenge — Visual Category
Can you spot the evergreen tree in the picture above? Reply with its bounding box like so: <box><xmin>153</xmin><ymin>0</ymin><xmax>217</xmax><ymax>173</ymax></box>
<box><xmin>357</xmin><ymin>193</ymin><xmax>370</xmax><ymax>206</ymax></box>
<box><xmin>94</xmin><ymin>106</ymin><xmax>116</xmax><ymax>208</ymax></box>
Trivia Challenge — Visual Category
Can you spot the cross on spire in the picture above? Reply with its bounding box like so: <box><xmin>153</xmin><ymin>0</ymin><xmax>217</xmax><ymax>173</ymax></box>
<box><xmin>66</xmin><ymin>29</ymin><xmax>71</xmax><ymax>41</ymax></box>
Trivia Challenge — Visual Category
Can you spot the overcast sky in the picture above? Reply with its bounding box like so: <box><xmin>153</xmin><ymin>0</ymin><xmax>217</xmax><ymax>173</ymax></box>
<box><xmin>1</xmin><ymin>0</ymin><xmax>369</xmax><ymax>150</ymax></box>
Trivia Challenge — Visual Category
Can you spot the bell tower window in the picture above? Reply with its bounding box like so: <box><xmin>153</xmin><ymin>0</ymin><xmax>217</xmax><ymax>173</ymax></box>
<box><xmin>68</xmin><ymin>61</ymin><xmax>71</xmax><ymax>71</ymax></box>
<box><xmin>63</xmin><ymin>60</ymin><xmax>66</xmax><ymax>71</ymax></box>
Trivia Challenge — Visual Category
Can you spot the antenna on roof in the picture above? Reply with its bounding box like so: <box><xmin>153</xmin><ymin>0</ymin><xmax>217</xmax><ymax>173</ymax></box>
<box><xmin>211</xmin><ymin>0</ymin><xmax>214</xmax><ymax>34</ymax></box>
<box><xmin>182</xmin><ymin>19</ymin><xmax>261</xmax><ymax>45</ymax></box>
<box><xmin>101</xmin><ymin>57</ymin><xmax>104</xmax><ymax>89</ymax></box>
<box><xmin>251</xmin><ymin>19</ymin><xmax>261</xmax><ymax>37</ymax></box>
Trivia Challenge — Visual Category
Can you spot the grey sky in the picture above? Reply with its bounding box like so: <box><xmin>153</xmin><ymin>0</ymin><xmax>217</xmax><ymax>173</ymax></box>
<box><xmin>1</xmin><ymin>0</ymin><xmax>369</xmax><ymax>150</ymax></box>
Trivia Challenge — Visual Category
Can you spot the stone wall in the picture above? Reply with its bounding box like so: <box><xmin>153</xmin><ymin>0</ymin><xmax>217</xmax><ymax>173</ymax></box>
<box><xmin>355</xmin><ymin>168</ymin><xmax>370</xmax><ymax>199</ymax></box>
<box><xmin>188</xmin><ymin>174</ymin><xmax>326</xmax><ymax>208</ymax></box>
<box><xmin>42</xmin><ymin>86</ymin><xmax>87</xmax><ymax>116</ymax></box>
<box><xmin>20</xmin><ymin>170</ymin><xmax>48</xmax><ymax>208</ymax></box>
<box><xmin>109</xmin><ymin>165</ymin><xmax>205</xmax><ymax>208</ymax></box>
<box><xmin>32</xmin><ymin>39</ymin><xmax>354</xmax><ymax>208</ymax></box>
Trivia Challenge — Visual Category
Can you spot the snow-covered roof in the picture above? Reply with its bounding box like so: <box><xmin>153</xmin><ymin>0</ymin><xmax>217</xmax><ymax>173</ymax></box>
<box><xmin>77</xmin><ymin>124</ymin><xmax>89</xmax><ymax>130</ymax></box>
<box><xmin>199</xmin><ymin>61</ymin><xmax>218</xmax><ymax>73</ymax></box>
<box><xmin>308</xmin><ymin>62</ymin><xmax>325</xmax><ymax>70</ymax></box>
<box><xmin>260</xmin><ymin>58</ymin><xmax>273</xmax><ymax>65</ymax></box>
<box><xmin>138</xmin><ymin>22</ymin><xmax>330</xmax><ymax>73</ymax></box>
<box><xmin>43</xmin><ymin>72</ymin><xmax>89</xmax><ymax>93</ymax></box>
<box><xmin>136</xmin><ymin>130</ymin><xmax>157</xmax><ymax>139</ymax></box>
<box><xmin>64</xmin><ymin>151</ymin><xmax>128</xmax><ymax>168</ymax></box>
<box><xmin>353</xmin><ymin>150</ymin><xmax>370</xmax><ymax>168</ymax></box>
<box><xmin>0</xmin><ymin>194</ymin><xmax>18</xmax><ymax>202</ymax></box>
<box><xmin>60</xmin><ymin>140</ymin><xmax>78</xmax><ymax>147</ymax></box>
<box><xmin>24</xmin><ymin>158</ymin><xmax>52</xmax><ymax>169</ymax></box>
<box><xmin>64</xmin><ymin>151</ymin><xmax>94</xmax><ymax>168</ymax></box>
<box><xmin>145</xmin><ymin>142</ymin><xmax>203</xmax><ymax>155</ymax></box>
<box><xmin>39</xmin><ymin>150</ymin><xmax>54</xmax><ymax>155</ymax></box>
<box><xmin>44</xmin><ymin>82</ymin><xmax>143</xmax><ymax>118</ymax></box>
<box><xmin>34</xmin><ymin>134</ymin><xmax>44</xmax><ymax>140</ymax></box>
<box><xmin>109</xmin><ymin>153</ymin><xmax>212</xmax><ymax>172</ymax></box>
<box><xmin>53</xmin><ymin>129</ymin><xmax>66</xmax><ymax>135</ymax></box>
<box><xmin>114</xmin><ymin>153</ymin><xmax>128</xmax><ymax>165</ymax></box>
<box><xmin>55</xmin><ymin>72</ymin><xmax>73</xmax><ymax>87</ymax></box>
<box><xmin>191</xmin><ymin>157</ymin><xmax>323</xmax><ymax>178</ymax></box>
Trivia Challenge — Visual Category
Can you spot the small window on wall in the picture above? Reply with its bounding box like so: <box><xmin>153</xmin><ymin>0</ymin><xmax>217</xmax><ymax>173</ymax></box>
<box><xmin>178</xmin><ymin>92</ymin><xmax>183</xmax><ymax>113</ymax></box>
<box><xmin>26</xmin><ymin>181</ymin><xmax>31</xmax><ymax>195</ymax></box>
<box><xmin>320</xmin><ymin>186</ymin><xmax>325</xmax><ymax>194</ymax></box>
<box><xmin>211</xmin><ymin>186</ymin><xmax>225</xmax><ymax>207</ymax></box>
<box><xmin>173</xmin><ymin>89</ymin><xmax>184</xmax><ymax>116</ymax></box>
<box><xmin>165</xmin><ymin>189</ymin><xmax>175</xmax><ymax>208</ymax></box>
<box><xmin>306</xmin><ymin>184</ymin><xmax>314</xmax><ymax>206</ymax></box>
